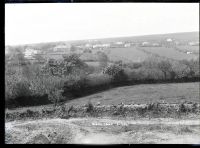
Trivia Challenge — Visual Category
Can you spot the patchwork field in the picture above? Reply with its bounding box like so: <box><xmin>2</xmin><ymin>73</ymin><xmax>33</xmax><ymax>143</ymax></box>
<box><xmin>106</xmin><ymin>47</ymin><xmax>149</xmax><ymax>62</ymax></box>
<box><xmin>135</xmin><ymin>47</ymin><xmax>198</xmax><ymax>61</ymax></box>
<box><xmin>102</xmin><ymin>45</ymin><xmax>199</xmax><ymax>63</ymax></box>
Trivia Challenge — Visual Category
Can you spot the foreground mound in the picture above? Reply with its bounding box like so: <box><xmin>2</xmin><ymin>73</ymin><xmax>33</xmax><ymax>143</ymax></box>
<box><xmin>5</xmin><ymin>119</ymin><xmax>77</xmax><ymax>144</ymax></box>
<box><xmin>5</xmin><ymin>118</ymin><xmax>200</xmax><ymax>144</ymax></box>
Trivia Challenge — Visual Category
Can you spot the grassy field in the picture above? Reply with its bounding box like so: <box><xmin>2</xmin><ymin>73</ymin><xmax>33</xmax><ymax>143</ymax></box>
<box><xmin>6</xmin><ymin>82</ymin><xmax>199</xmax><ymax>114</ymax></box>
<box><xmin>138</xmin><ymin>47</ymin><xmax>198</xmax><ymax>61</ymax></box>
<box><xmin>65</xmin><ymin>82</ymin><xmax>199</xmax><ymax>106</ymax></box>
<box><xmin>103</xmin><ymin>45</ymin><xmax>198</xmax><ymax>63</ymax></box>
<box><xmin>106</xmin><ymin>47</ymin><xmax>149</xmax><ymax>62</ymax></box>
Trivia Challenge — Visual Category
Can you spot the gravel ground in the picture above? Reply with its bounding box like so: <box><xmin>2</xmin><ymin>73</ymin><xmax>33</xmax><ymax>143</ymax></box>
<box><xmin>5</xmin><ymin>117</ymin><xmax>200</xmax><ymax>144</ymax></box>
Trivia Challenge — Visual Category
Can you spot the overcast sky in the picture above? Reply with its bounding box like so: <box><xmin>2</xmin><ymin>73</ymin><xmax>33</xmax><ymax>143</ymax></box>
<box><xmin>5</xmin><ymin>3</ymin><xmax>199</xmax><ymax>46</ymax></box>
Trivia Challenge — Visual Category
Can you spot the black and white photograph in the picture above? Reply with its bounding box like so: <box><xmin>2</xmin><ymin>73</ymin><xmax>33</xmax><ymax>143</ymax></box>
<box><xmin>5</xmin><ymin>3</ymin><xmax>200</xmax><ymax>144</ymax></box>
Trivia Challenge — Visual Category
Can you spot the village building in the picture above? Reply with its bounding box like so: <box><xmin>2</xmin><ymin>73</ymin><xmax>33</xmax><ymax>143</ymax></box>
<box><xmin>102</xmin><ymin>43</ymin><xmax>110</xmax><ymax>48</ymax></box>
<box><xmin>92</xmin><ymin>44</ymin><xmax>103</xmax><ymax>49</ymax></box>
<box><xmin>141</xmin><ymin>42</ymin><xmax>150</xmax><ymax>46</ymax></box>
<box><xmin>53</xmin><ymin>44</ymin><xmax>71</xmax><ymax>52</ymax></box>
<box><xmin>24</xmin><ymin>48</ymin><xmax>40</xmax><ymax>59</ymax></box>
<box><xmin>166</xmin><ymin>38</ymin><xmax>173</xmax><ymax>42</ymax></box>
<box><xmin>124</xmin><ymin>43</ymin><xmax>131</xmax><ymax>47</ymax></box>
<box><xmin>186</xmin><ymin>51</ymin><xmax>193</xmax><ymax>54</ymax></box>
<box><xmin>152</xmin><ymin>43</ymin><xmax>160</xmax><ymax>47</ymax></box>
<box><xmin>116</xmin><ymin>41</ymin><xmax>123</xmax><ymax>45</ymax></box>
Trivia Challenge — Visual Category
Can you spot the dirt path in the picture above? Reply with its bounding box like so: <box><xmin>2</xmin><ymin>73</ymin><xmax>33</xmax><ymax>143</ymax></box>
<box><xmin>5</xmin><ymin>118</ymin><xmax>200</xmax><ymax>144</ymax></box>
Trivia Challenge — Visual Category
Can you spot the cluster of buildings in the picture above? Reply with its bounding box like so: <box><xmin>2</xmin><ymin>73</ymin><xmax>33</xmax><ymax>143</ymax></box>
<box><xmin>21</xmin><ymin>38</ymin><xmax>199</xmax><ymax>60</ymax></box>
<box><xmin>24</xmin><ymin>48</ymin><xmax>41</xmax><ymax>60</ymax></box>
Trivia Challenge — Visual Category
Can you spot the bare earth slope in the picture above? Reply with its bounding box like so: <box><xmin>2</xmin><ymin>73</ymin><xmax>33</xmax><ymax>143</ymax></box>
<box><xmin>5</xmin><ymin>117</ymin><xmax>200</xmax><ymax>144</ymax></box>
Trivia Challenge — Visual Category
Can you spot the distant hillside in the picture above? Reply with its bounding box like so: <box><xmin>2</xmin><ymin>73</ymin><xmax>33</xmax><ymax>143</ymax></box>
<box><xmin>95</xmin><ymin>31</ymin><xmax>199</xmax><ymax>43</ymax></box>
<box><xmin>6</xmin><ymin>31</ymin><xmax>199</xmax><ymax>48</ymax></box>
<box><xmin>5</xmin><ymin>31</ymin><xmax>199</xmax><ymax>63</ymax></box>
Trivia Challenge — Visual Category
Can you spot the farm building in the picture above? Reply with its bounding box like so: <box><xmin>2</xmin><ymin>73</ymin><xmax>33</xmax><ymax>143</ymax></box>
<box><xmin>116</xmin><ymin>41</ymin><xmax>123</xmax><ymax>45</ymax></box>
<box><xmin>24</xmin><ymin>48</ymin><xmax>40</xmax><ymax>59</ymax></box>
<box><xmin>141</xmin><ymin>42</ymin><xmax>150</xmax><ymax>47</ymax></box>
<box><xmin>186</xmin><ymin>51</ymin><xmax>193</xmax><ymax>54</ymax></box>
<box><xmin>166</xmin><ymin>38</ymin><xmax>173</xmax><ymax>42</ymax></box>
<box><xmin>152</xmin><ymin>43</ymin><xmax>160</xmax><ymax>47</ymax></box>
<box><xmin>102</xmin><ymin>43</ymin><xmax>110</xmax><ymax>48</ymax></box>
<box><xmin>93</xmin><ymin>44</ymin><xmax>103</xmax><ymax>49</ymax></box>
<box><xmin>110</xmin><ymin>42</ymin><xmax>124</xmax><ymax>48</ymax></box>
<box><xmin>53</xmin><ymin>44</ymin><xmax>71</xmax><ymax>52</ymax></box>
<box><xmin>124</xmin><ymin>43</ymin><xmax>131</xmax><ymax>47</ymax></box>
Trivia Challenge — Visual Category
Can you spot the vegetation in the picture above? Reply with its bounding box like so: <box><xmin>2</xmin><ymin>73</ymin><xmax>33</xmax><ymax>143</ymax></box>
<box><xmin>5</xmin><ymin>101</ymin><xmax>200</xmax><ymax>122</ymax></box>
<box><xmin>5</xmin><ymin>49</ymin><xmax>199</xmax><ymax>108</ymax></box>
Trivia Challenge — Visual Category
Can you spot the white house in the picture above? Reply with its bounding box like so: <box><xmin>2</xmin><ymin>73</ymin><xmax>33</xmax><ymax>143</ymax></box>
<box><xmin>53</xmin><ymin>45</ymin><xmax>71</xmax><ymax>52</ymax></box>
<box><xmin>93</xmin><ymin>44</ymin><xmax>103</xmax><ymax>48</ymax></box>
<box><xmin>186</xmin><ymin>51</ymin><xmax>192</xmax><ymax>54</ymax></box>
<box><xmin>142</xmin><ymin>42</ymin><xmax>150</xmax><ymax>46</ymax></box>
<box><xmin>102</xmin><ymin>43</ymin><xmax>110</xmax><ymax>48</ymax></box>
<box><xmin>116</xmin><ymin>41</ymin><xmax>123</xmax><ymax>45</ymax></box>
<box><xmin>24</xmin><ymin>48</ymin><xmax>39</xmax><ymax>59</ymax></box>
<box><xmin>166</xmin><ymin>38</ymin><xmax>173</xmax><ymax>42</ymax></box>
<box><xmin>152</xmin><ymin>43</ymin><xmax>160</xmax><ymax>47</ymax></box>
<box><xmin>124</xmin><ymin>43</ymin><xmax>131</xmax><ymax>47</ymax></box>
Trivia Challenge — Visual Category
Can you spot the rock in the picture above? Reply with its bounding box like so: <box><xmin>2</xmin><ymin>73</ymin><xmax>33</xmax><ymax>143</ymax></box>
<box><xmin>96</xmin><ymin>102</ymin><xmax>101</xmax><ymax>106</ymax></box>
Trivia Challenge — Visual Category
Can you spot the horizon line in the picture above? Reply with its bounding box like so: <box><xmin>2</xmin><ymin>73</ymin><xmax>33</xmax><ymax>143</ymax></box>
<box><xmin>5</xmin><ymin>31</ymin><xmax>199</xmax><ymax>47</ymax></box>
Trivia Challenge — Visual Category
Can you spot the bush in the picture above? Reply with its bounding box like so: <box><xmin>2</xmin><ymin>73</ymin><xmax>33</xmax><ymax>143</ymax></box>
<box><xmin>103</xmin><ymin>64</ymin><xmax>128</xmax><ymax>84</ymax></box>
<box><xmin>86</xmin><ymin>101</ymin><xmax>94</xmax><ymax>113</ymax></box>
<box><xmin>12</xmin><ymin>80</ymin><xmax>31</xmax><ymax>97</ymax></box>
<box><xmin>86</xmin><ymin>73</ymin><xmax>112</xmax><ymax>87</ymax></box>
<box><xmin>62</xmin><ymin>75</ymin><xmax>88</xmax><ymax>99</ymax></box>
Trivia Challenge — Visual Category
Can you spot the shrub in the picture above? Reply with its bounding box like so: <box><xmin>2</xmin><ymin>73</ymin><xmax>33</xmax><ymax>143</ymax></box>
<box><xmin>62</xmin><ymin>75</ymin><xmax>88</xmax><ymax>99</ymax></box>
<box><xmin>86</xmin><ymin>73</ymin><xmax>112</xmax><ymax>87</ymax></box>
<box><xmin>12</xmin><ymin>80</ymin><xmax>31</xmax><ymax>98</ymax></box>
<box><xmin>86</xmin><ymin>101</ymin><xmax>94</xmax><ymax>113</ymax></box>
<box><xmin>103</xmin><ymin>64</ymin><xmax>128</xmax><ymax>84</ymax></box>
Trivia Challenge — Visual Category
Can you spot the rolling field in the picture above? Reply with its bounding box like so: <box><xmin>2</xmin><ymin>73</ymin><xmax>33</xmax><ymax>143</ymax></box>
<box><xmin>65</xmin><ymin>82</ymin><xmax>199</xmax><ymax>106</ymax></box>
<box><xmin>6</xmin><ymin>82</ymin><xmax>199</xmax><ymax>114</ymax></box>
<box><xmin>106</xmin><ymin>47</ymin><xmax>149</xmax><ymax>62</ymax></box>
<box><xmin>135</xmin><ymin>47</ymin><xmax>198</xmax><ymax>61</ymax></box>
<box><xmin>103</xmin><ymin>46</ymin><xmax>199</xmax><ymax>63</ymax></box>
